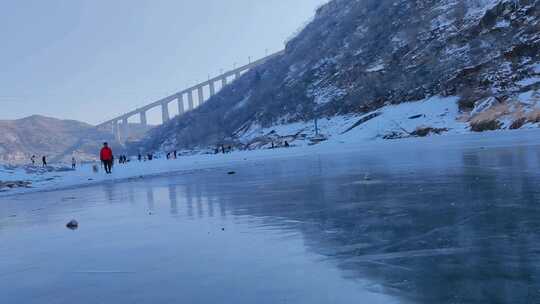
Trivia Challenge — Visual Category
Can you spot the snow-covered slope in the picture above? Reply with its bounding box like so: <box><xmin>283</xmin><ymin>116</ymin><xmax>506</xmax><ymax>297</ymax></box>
<box><xmin>140</xmin><ymin>0</ymin><xmax>540</xmax><ymax>152</ymax></box>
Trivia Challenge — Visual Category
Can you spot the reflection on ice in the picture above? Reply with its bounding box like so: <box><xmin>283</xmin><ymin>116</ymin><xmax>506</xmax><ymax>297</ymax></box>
<box><xmin>2</xmin><ymin>137</ymin><xmax>540</xmax><ymax>303</ymax></box>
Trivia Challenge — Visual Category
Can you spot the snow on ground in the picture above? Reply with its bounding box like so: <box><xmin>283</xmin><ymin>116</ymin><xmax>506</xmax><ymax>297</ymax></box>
<box><xmin>517</xmin><ymin>77</ymin><xmax>540</xmax><ymax>87</ymax></box>
<box><xmin>518</xmin><ymin>90</ymin><xmax>540</xmax><ymax>105</ymax></box>
<box><xmin>239</xmin><ymin>114</ymin><xmax>357</xmax><ymax>147</ymax></box>
<box><xmin>240</xmin><ymin>96</ymin><xmax>465</xmax><ymax>146</ymax></box>
<box><xmin>336</xmin><ymin>96</ymin><xmax>467</xmax><ymax>142</ymax></box>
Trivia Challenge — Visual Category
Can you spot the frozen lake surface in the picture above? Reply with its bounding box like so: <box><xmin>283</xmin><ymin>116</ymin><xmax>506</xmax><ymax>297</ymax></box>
<box><xmin>2</xmin><ymin>132</ymin><xmax>540</xmax><ymax>303</ymax></box>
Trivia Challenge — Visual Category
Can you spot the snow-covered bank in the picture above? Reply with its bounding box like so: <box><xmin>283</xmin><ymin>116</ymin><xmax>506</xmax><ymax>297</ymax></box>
<box><xmin>234</xmin><ymin>96</ymin><xmax>467</xmax><ymax>148</ymax></box>
<box><xmin>2</xmin><ymin>126</ymin><xmax>540</xmax><ymax>198</ymax></box>
<box><xmin>234</xmin><ymin>94</ymin><xmax>540</xmax><ymax>148</ymax></box>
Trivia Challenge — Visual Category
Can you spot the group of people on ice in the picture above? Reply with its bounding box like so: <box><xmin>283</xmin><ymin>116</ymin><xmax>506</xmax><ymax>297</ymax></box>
<box><xmin>37</xmin><ymin>139</ymin><xmax>272</xmax><ymax>176</ymax></box>
<box><xmin>30</xmin><ymin>155</ymin><xmax>48</xmax><ymax>167</ymax></box>
<box><xmin>100</xmin><ymin>143</ymin><xmax>162</xmax><ymax>174</ymax></box>
<box><xmin>138</xmin><ymin>153</ymin><xmax>155</xmax><ymax>161</ymax></box>
<box><xmin>31</xmin><ymin>154</ymin><xmax>77</xmax><ymax>169</ymax></box>
<box><xmin>166</xmin><ymin>151</ymin><xmax>178</xmax><ymax>159</ymax></box>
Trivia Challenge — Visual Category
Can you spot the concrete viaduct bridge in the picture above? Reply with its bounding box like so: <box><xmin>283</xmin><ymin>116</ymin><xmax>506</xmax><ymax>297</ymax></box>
<box><xmin>97</xmin><ymin>51</ymin><xmax>283</xmax><ymax>142</ymax></box>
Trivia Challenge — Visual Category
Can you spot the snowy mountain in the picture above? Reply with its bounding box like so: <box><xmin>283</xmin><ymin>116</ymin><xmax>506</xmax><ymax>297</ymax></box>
<box><xmin>140</xmin><ymin>0</ymin><xmax>540</xmax><ymax>152</ymax></box>
<box><xmin>0</xmin><ymin>115</ymin><xmax>149</xmax><ymax>164</ymax></box>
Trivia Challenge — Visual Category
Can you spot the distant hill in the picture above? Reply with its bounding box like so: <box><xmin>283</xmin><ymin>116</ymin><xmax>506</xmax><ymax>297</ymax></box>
<box><xmin>0</xmin><ymin>115</ymin><xmax>152</xmax><ymax>164</ymax></box>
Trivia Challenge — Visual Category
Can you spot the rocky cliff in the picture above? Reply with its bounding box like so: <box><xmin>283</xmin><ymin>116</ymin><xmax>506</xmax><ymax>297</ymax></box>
<box><xmin>141</xmin><ymin>0</ymin><xmax>540</xmax><ymax>151</ymax></box>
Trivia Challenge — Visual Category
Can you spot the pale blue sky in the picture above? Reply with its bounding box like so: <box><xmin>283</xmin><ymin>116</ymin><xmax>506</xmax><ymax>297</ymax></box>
<box><xmin>0</xmin><ymin>0</ymin><xmax>326</xmax><ymax>124</ymax></box>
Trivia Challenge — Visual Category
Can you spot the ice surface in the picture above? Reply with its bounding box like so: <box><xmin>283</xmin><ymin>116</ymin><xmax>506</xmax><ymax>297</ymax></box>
<box><xmin>2</xmin><ymin>128</ymin><xmax>540</xmax><ymax>303</ymax></box>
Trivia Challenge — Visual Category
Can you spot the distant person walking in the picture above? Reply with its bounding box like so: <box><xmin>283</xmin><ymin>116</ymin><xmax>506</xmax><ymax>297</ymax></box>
<box><xmin>42</xmin><ymin>156</ymin><xmax>47</xmax><ymax>167</ymax></box>
<box><xmin>31</xmin><ymin>155</ymin><xmax>36</xmax><ymax>165</ymax></box>
<box><xmin>71</xmin><ymin>157</ymin><xmax>76</xmax><ymax>169</ymax></box>
<box><xmin>100</xmin><ymin>142</ymin><xmax>114</xmax><ymax>174</ymax></box>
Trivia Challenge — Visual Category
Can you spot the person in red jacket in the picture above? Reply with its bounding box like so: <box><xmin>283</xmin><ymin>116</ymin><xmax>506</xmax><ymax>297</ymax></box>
<box><xmin>100</xmin><ymin>142</ymin><xmax>114</xmax><ymax>174</ymax></box>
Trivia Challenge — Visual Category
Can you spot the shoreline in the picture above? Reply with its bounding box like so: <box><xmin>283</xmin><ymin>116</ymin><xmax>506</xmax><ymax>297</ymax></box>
<box><xmin>2</xmin><ymin>128</ymin><xmax>540</xmax><ymax>198</ymax></box>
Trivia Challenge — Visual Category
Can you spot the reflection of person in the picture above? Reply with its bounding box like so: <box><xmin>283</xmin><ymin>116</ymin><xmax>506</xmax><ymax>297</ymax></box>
<box><xmin>100</xmin><ymin>142</ymin><xmax>113</xmax><ymax>174</ymax></box>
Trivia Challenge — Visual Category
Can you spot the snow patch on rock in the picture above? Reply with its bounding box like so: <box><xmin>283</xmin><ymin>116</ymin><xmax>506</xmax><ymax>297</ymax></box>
<box><xmin>517</xmin><ymin>77</ymin><xmax>540</xmax><ymax>87</ymax></box>
<box><xmin>366</xmin><ymin>63</ymin><xmax>385</xmax><ymax>73</ymax></box>
<box><xmin>472</xmin><ymin>97</ymin><xmax>499</xmax><ymax>116</ymax></box>
<box><xmin>307</xmin><ymin>84</ymin><xmax>347</xmax><ymax>105</ymax></box>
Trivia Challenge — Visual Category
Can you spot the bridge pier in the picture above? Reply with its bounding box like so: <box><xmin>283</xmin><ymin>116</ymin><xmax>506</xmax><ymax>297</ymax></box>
<box><xmin>235</xmin><ymin>71</ymin><xmax>241</xmax><ymax>79</ymax></box>
<box><xmin>221</xmin><ymin>77</ymin><xmax>227</xmax><ymax>88</ymax></box>
<box><xmin>197</xmin><ymin>86</ymin><xmax>204</xmax><ymax>107</ymax></box>
<box><xmin>161</xmin><ymin>103</ymin><xmax>170</xmax><ymax>123</ymax></box>
<box><xmin>209</xmin><ymin>82</ymin><xmax>215</xmax><ymax>97</ymax></box>
<box><xmin>187</xmin><ymin>90</ymin><xmax>194</xmax><ymax>110</ymax></box>
<box><xmin>140</xmin><ymin>111</ymin><xmax>147</xmax><ymax>126</ymax></box>
<box><xmin>178</xmin><ymin>94</ymin><xmax>185</xmax><ymax>115</ymax></box>
<box><xmin>122</xmin><ymin>117</ymin><xmax>129</xmax><ymax>140</ymax></box>
<box><xmin>112</xmin><ymin>120</ymin><xmax>120</xmax><ymax>142</ymax></box>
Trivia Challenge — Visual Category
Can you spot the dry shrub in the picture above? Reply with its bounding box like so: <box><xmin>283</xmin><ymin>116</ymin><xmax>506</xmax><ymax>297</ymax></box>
<box><xmin>527</xmin><ymin>109</ymin><xmax>540</xmax><ymax>123</ymax></box>
<box><xmin>411</xmin><ymin>127</ymin><xmax>449</xmax><ymax>137</ymax></box>
<box><xmin>458</xmin><ymin>88</ymin><xmax>491</xmax><ymax>111</ymax></box>
<box><xmin>470</xmin><ymin>103</ymin><xmax>510</xmax><ymax>123</ymax></box>
<box><xmin>469</xmin><ymin>103</ymin><xmax>509</xmax><ymax>132</ymax></box>
<box><xmin>510</xmin><ymin>117</ymin><xmax>526</xmax><ymax>129</ymax></box>
<box><xmin>457</xmin><ymin>113</ymin><xmax>471</xmax><ymax>122</ymax></box>
<box><xmin>471</xmin><ymin>120</ymin><xmax>502</xmax><ymax>132</ymax></box>
<box><xmin>509</xmin><ymin>103</ymin><xmax>527</xmax><ymax>129</ymax></box>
